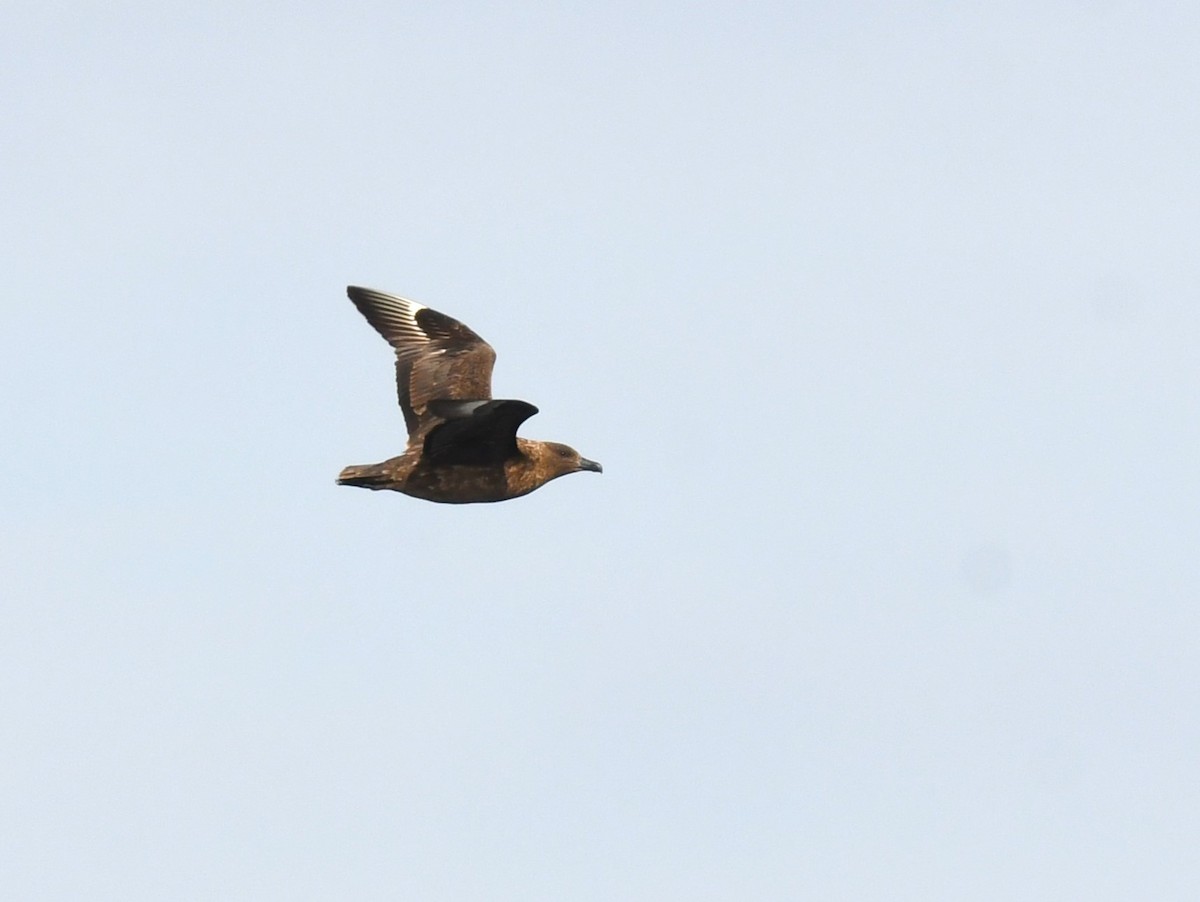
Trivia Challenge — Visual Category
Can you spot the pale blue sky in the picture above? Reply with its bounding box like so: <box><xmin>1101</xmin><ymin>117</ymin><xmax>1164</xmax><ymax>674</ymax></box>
<box><xmin>3</xmin><ymin>3</ymin><xmax>1199</xmax><ymax>899</ymax></box>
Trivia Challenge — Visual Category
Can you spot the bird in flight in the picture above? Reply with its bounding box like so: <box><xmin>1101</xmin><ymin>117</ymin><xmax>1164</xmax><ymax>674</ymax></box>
<box><xmin>337</xmin><ymin>286</ymin><xmax>602</xmax><ymax>503</ymax></box>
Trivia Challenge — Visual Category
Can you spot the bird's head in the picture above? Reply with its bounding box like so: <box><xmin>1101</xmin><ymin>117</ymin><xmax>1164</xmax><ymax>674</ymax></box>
<box><xmin>537</xmin><ymin>441</ymin><xmax>603</xmax><ymax>480</ymax></box>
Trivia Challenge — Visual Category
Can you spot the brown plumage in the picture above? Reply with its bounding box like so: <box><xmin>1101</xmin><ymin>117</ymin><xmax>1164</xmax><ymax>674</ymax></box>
<box><xmin>337</xmin><ymin>286</ymin><xmax>602</xmax><ymax>503</ymax></box>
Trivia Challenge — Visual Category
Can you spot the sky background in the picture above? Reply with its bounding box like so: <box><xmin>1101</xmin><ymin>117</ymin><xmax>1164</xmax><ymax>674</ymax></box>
<box><xmin>3</xmin><ymin>2</ymin><xmax>1199</xmax><ymax>899</ymax></box>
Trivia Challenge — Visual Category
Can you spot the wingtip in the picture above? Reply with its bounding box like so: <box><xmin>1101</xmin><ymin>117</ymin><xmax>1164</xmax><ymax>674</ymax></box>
<box><xmin>347</xmin><ymin>285</ymin><xmax>420</xmax><ymax>310</ymax></box>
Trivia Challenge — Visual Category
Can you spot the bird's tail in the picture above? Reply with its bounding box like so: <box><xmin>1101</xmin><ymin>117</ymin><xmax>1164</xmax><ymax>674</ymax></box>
<box><xmin>337</xmin><ymin>464</ymin><xmax>391</xmax><ymax>489</ymax></box>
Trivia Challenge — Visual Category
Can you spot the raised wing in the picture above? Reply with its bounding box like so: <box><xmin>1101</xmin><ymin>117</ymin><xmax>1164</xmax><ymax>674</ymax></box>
<box><xmin>346</xmin><ymin>286</ymin><xmax>497</xmax><ymax>436</ymax></box>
